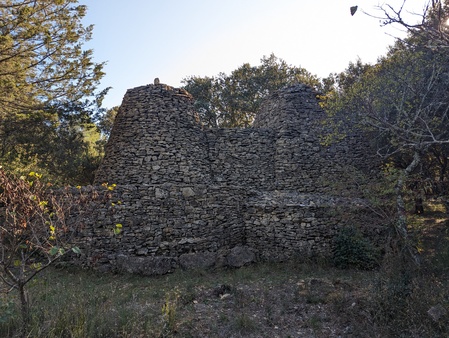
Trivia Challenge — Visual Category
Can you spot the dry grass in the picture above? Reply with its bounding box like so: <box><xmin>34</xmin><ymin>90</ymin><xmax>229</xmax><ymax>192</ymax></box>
<box><xmin>1</xmin><ymin>206</ymin><xmax>449</xmax><ymax>337</ymax></box>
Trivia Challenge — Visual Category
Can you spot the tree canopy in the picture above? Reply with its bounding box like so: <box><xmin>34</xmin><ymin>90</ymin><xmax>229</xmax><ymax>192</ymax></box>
<box><xmin>380</xmin><ymin>0</ymin><xmax>449</xmax><ymax>49</ymax></box>
<box><xmin>0</xmin><ymin>0</ymin><xmax>106</xmax><ymax>111</ymax></box>
<box><xmin>321</xmin><ymin>0</ymin><xmax>449</xmax><ymax>247</ymax></box>
<box><xmin>0</xmin><ymin>0</ymin><xmax>107</xmax><ymax>184</ymax></box>
<box><xmin>182</xmin><ymin>54</ymin><xmax>320</xmax><ymax>128</ymax></box>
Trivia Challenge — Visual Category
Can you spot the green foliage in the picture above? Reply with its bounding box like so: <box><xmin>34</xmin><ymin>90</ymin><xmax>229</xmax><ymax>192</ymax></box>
<box><xmin>182</xmin><ymin>54</ymin><xmax>320</xmax><ymax>128</ymax></box>
<box><xmin>72</xmin><ymin>246</ymin><xmax>81</xmax><ymax>255</ymax></box>
<box><xmin>0</xmin><ymin>0</ymin><xmax>108</xmax><ymax>185</ymax></box>
<box><xmin>97</xmin><ymin>106</ymin><xmax>119</xmax><ymax>137</ymax></box>
<box><xmin>333</xmin><ymin>226</ymin><xmax>380</xmax><ymax>270</ymax></box>
<box><xmin>112</xmin><ymin>223</ymin><xmax>122</xmax><ymax>235</ymax></box>
<box><xmin>96</xmin><ymin>106</ymin><xmax>119</xmax><ymax>154</ymax></box>
<box><xmin>0</xmin><ymin>0</ymin><xmax>106</xmax><ymax>111</ymax></box>
<box><xmin>321</xmin><ymin>1</ymin><xmax>449</xmax><ymax>247</ymax></box>
<box><xmin>0</xmin><ymin>104</ymin><xmax>105</xmax><ymax>186</ymax></box>
<box><xmin>322</xmin><ymin>5</ymin><xmax>449</xmax><ymax>160</ymax></box>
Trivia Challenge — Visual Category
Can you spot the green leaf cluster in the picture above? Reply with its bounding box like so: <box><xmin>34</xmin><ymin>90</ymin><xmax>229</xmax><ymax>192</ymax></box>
<box><xmin>0</xmin><ymin>0</ymin><xmax>108</xmax><ymax>185</ymax></box>
<box><xmin>113</xmin><ymin>223</ymin><xmax>122</xmax><ymax>235</ymax></box>
<box><xmin>0</xmin><ymin>0</ymin><xmax>105</xmax><ymax>111</ymax></box>
<box><xmin>182</xmin><ymin>54</ymin><xmax>320</xmax><ymax>128</ymax></box>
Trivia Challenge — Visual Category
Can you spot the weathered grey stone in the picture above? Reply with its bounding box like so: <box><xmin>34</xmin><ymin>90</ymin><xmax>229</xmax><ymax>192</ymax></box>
<box><xmin>116</xmin><ymin>254</ymin><xmax>173</xmax><ymax>275</ymax></box>
<box><xmin>68</xmin><ymin>83</ymin><xmax>384</xmax><ymax>275</ymax></box>
<box><xmin>179</xmin><ymin>252</ymin><xmax>216</xmax><ymax>269</ymax></box>
<box><xmin>155</xmin><ymin>188</ymin><xmax>167</xmax><ymax>198</ymax></box>
<box><xmin>181</xmin><ymin>187</ymin><xmax>195</xmax><ymax>197</ymax></box>
<box><xmin>226</xmin><ymin>246</ymin><xmax>256</xmax><ymax>267</ymax></box>
<box><xmin>428</xmin><ymin>304</ymin><xmax>447</xmax><ymax>322</ymax></box>
<box><xmin>136</xmin><ymin>248</ymin><xmax>149</xmax><ymax>255</ymax></box>
<box><xmin>215</xmin><ymin>248</ymin><xmax>231</xmax><ymax>268</ymax></box>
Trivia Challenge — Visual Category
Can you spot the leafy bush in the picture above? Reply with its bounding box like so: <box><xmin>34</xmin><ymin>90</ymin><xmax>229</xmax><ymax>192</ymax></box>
<box><xmin>333</xmin><ymin>226</ymin><xmax>380</xmax><ymax>270</ymax></box>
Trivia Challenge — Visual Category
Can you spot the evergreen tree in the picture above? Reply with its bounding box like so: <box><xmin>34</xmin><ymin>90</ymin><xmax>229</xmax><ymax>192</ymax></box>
<box><xmin>0</xmin><ymin>0</ymin><xmax>108</xmax><ymax>184</ymax></box>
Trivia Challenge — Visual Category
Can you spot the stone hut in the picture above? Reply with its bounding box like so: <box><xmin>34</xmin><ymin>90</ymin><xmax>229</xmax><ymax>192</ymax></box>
<box><xmin>76</xmin><ymin>82</ymin><xmax>379</xmax><ymax>274</ymax></box>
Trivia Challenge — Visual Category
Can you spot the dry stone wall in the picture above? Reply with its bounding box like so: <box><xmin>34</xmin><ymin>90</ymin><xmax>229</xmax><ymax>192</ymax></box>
<box><xmin>207</xmin><ymin>128</ymin><xmax>276</xmax><ymax>188</ymax></box>
<box><xmin>96</xmin><ymin>85</ymin><xmax>210</xmax><ymax>185</ymax></box>
<box><xmin>76</xmin><ymin>83</ymin><xmax>381</xmax><ymax>275</ymax></box>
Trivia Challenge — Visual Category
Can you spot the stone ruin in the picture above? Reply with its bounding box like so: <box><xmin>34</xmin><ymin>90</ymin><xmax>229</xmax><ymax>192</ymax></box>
<box><xmin>75</xmin><ymin>82</ymin><xmax>381</xmax><ymax>275</ymax></box>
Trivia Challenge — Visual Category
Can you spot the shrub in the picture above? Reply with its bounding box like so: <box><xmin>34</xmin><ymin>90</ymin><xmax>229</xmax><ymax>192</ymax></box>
<box><xmin>0</xmin><ymin>168</ymin><xmax>115</xmax><ymax>332</ymax></box>
<box><xmin>333</xmin><ymin>226</ymin><xmax>380</xmax><ymax>270</ymax></box>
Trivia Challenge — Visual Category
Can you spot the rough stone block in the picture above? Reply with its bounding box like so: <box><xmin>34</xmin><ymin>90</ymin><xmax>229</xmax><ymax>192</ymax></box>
<box><xmin>226</xmin><ymin>246</ymin><xmax>256</xmax><ymax>267</ymax></box>
<box><xmin>181</xmin><ymin>187</ymin><xmax>195</xmax><ymax>197</ymax></box>
<box><xmin>179</xmin><ymin>252</ymin><xmax>216</xmax><ymax>270</ymax></box>
<box><xmin>116</xmin><ymin>254</ymin><xmax>173</xmax><ymax>275</ymax></box>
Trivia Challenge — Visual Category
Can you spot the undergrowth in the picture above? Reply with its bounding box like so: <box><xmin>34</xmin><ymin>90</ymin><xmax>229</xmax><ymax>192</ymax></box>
<box><xmin>0</xmin><ymin>207</ymin><xmax>448</xmax><ymax>337</ymax></box>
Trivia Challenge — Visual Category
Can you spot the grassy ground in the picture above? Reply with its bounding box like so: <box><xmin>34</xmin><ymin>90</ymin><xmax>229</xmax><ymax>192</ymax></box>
<box><xmin>1</xmin><ymin>209</ymin><xmax>449</xmax><ymax>337</ymax></box>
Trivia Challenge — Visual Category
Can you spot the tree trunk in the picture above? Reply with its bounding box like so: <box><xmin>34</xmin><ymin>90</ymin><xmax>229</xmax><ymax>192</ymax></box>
<box><xmin>395</xmin><ymin>151</ymin><xmax>421</xmax><ymax>237</ymax></box>
<box><xmin>394</xmin><ymin>150</ymin><xmax>421</xmax><ymax>263</ymax></box>
<box><xmin>18</xmin><ymin>282</ymin><xmax>29</xmax><ymax>337</ymax></box>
